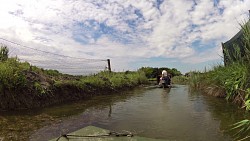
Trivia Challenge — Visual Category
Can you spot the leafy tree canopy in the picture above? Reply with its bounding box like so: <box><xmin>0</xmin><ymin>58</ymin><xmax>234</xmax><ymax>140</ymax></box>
<box><xmin>138</xmin><ymin>67</ymin><xmax>182</xmax><ymax>78</ymax></box>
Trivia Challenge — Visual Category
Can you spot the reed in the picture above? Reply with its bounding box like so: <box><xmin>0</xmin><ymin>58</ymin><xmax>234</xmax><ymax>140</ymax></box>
<box><xmin>171</xmin><ymin>75</ymin><xmax>189</xmax><ymax>85</ymax></box>
<box><xmin>188</xmin><ymin>21</ymin><xmax>250</xmax><ymax>140</ymax></box>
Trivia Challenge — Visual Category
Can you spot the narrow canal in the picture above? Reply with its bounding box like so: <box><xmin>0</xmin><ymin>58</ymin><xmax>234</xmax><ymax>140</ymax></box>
<box><xmin>0</xmin><ymin>85</ymin><xmax>249</xmax><ymax>141</ymax></box>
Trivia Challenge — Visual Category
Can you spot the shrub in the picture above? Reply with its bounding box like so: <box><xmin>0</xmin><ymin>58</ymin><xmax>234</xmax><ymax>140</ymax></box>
<box><xmin>0</xmin><ymin>45</ymin><xmax>9</xmax><ymax>62</ymax></box>
<box><xmin>0</xmin><ymin>58</ymin><xmax>27</xmax><ymax>91</ymax></box>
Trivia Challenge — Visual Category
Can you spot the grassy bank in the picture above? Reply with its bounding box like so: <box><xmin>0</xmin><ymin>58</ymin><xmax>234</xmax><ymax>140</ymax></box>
<box><xmin>189</xmin><ymin>63</ymin><xmax>249</xmax><ymax>99</ymax></box>
<box><xmin>188</xmin><ymin>22</ymin><xmax>250</xmax><ymax>106</ymax></box>
<box><xmin>188</xmin><ymin>63</ymin><xmax>250</xmax><ymax>140</ymax></box>
<box><xmin>188</xmin><ymin>22</ymin><xmax>250</xmax><ymax>140</ymax></box>
<box><xmin>0</xmin><ymin>56</ymin><xmax>148</xmax><ymax>110</ymax></box>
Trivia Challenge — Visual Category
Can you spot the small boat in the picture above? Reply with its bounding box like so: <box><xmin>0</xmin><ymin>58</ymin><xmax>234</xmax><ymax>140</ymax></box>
<box><xmin>49</xmin><ymin>126</ymin><xmax>165</xmax><ymax>141</ymax></box>
<box><xmin>158</xmin><ymin>76</ymin><xmax>171</xmax><ymax>88</ymax></box>
<box><xmin>158</xmin><ymin>81</ymin><xmax>171</xmax><ymax>88</ymax></box>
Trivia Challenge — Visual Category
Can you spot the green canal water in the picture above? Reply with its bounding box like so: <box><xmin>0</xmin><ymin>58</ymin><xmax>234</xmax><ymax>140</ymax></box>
<box><xmin>0</xmin><ymin>85</ymin><xmax>249</xmax><ymax>141</ymax></box>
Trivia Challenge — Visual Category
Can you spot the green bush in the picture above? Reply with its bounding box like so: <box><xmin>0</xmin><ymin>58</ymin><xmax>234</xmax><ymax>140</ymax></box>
<box><xmin>44</xmin><ymin>69</ymin><xmax>61</xmax><ymax>76</ymax></box>
<box><xmin>34</xmin><ymin>82</ymin><xmax>45</xmax><ymax>95</ymax></box>
<box><xmin>188</xmin><ymin>21</ymin><xmax>250</xmax><ymax>140</ymax></box>
<box><xmin>0</xmin><ymin>45</ymin><xmax>8</xmax><ymax>62</ymax></box>
<box><xmin>172</xmin><ymin>75</ymin><xmax>189</xmax><ymax>85</ymax></box>
<box><xmin>0</xmin><ymin>58</ymin><xmax>27</xmax><ymax>91</ymax></box>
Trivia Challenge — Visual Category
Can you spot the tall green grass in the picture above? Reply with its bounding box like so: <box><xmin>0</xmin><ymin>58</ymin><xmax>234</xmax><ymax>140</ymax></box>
<box><xmin>171</xmin><ymin>75</ymin><xmax>189</xmax><ymax>85</ymax></box>
<box><xmin>0</xmin><ymin>58</ymin><xmax>28</xmax><ymax>91</ymax></box>
<box><xmin>188</xmin><ymin>21</ymin><xmax>250</xmax><ymax>140</ymax></box>
<box><xmin>0</xmin><ymin>50</ymin><xmax>149</xmax><ymax>110</ymax></box>
<box><xmin>54</xmin><ymin>71</ymin><xmax>148</xmax><ymax>91</ymax></box>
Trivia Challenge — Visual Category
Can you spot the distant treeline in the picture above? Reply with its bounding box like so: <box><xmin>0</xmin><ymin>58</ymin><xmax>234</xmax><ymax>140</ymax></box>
<box><xmin>138</xmin><ymin>67</ymin><xmax>182</xmax><ymax>78</ymax></box>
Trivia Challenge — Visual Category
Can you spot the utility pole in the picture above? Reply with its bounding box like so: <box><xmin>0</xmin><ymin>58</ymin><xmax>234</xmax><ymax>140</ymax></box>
<box><xmin>107</xmin><ymin>59</ymin><xmax>111</xmax><ymax>72</ymax></box>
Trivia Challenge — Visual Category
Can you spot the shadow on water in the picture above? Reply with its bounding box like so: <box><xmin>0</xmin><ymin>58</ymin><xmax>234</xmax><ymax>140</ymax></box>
<box><xmin>0</xmin><ymin>85</ymin><xmax>249</xmax><ymax>141</ymax></box>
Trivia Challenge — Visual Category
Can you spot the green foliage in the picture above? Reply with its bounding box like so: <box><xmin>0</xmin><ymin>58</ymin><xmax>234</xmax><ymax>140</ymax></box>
<box><xmin>245</xmin><ymin>100</ymin><xmax>250</xmax><ymax>111</ymax></box>
<box><xmin>190</xmin><ymin>21</ymin><xmax>250</xmax><ymax>140</ymax></box>
<box><xmin>223</xmin><ymin>64</ymin><xmax>248</xmax><ymax>101</ymax></box>
<box><xmin>0</xmin><ymin>45</ymin><xmax>9</xmax><ymax>62</ymax></box>
<box><xmin>138</xmin><ymin>67</ymin><xmax>157</xmax><ymax>78</ymax></box>
<box><xmin>189</xmin><ymin>64</ymin><xmax>250</xmax><ymax>140</ymax></box>
<box><xmin>245</xmin><ymin>88</ymin><xmax>250</xmax><ymax>101</ymax></box>
<box><xmin>138</xmin><ymin>67</ymin><xmax>182</xmax><ymax>78</ymax></box>
<box><xmin>169</xmin><ymin>68</ymin><xmax>182</xmax><ymax>76</ymax></box>
<box><xmin>78</xmin><ymin>71</ymin><xmax>148</xmax><ymax>89</ymax></box>
<box><xmin>0</xmin><ymin>58</ymin><xmax>27</xmax><ymax>91</ymax></box>
<box><xmin>223</xmin><ymin>21</ymin><xmax>250</xmax><ymax>65</ymax></box>
<box><xmin>172</xmin><ymin>75</ymin><xmax>189</xmax><ymax>85</ymax></box>
<box><xmin>230</xmin><ymin>120</ymin><xmax>250</xmax><ymax>141</ymax></box>
<box><xmin>80</xmin><ymin>75</ymin><xmax>110</xmax><ymax>89</ymax></box>
<box><xmin>241</xmin><ymin>22</ymin><xmax>250</xmax><ymax>62</ymax></box>
<box><xmin>0</xmin><ymin>46</ymin><xmax>149</xmax><ymax>111</ymax></box>
<box><xmin>189</xmin><ymin>63</ymin><xmax>248</xmax><ymax>98</ymax></box>
<box><xmin>53</xmin><ymin>71</ymin><xmax>148</xmax><ymax>95</ymax></box>
<box><xmin>34</xmin><ymin>82</ymin><xmax>45</xmax><ymax>95</ymax></box>
<box><xmin>44</xmin><ymin>69</ymin><xmax>61</xmax><ymax>76</ymax></box>
<box><xmin>187</xmin><ymin>71</ymin><xmax>204</xmax><ymax>89</ymax></box>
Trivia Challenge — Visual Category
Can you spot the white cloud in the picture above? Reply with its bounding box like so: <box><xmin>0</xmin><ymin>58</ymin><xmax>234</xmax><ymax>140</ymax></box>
<box><xmin>182</xmin><ymin>44</ymin><xmax>223</xmax><ymax>64</ymax></box>
<box><xmin>0</xmin><ymin>0</ymin><xmax>249</xmax><ymax>73</ymax></box>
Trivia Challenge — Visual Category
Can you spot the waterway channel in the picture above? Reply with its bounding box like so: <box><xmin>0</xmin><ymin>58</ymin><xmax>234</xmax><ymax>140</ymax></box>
<box><xmin>0</xmin><ymin>85</ymin><xmax>249</xmax><ymax>141</ymax></box>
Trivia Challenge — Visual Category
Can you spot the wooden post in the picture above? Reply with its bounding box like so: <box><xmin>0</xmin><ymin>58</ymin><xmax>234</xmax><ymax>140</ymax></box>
<box><xmin>107</xmin><ymin>59</ymin><xmax>111</xmax><ymax>72</ymax></box>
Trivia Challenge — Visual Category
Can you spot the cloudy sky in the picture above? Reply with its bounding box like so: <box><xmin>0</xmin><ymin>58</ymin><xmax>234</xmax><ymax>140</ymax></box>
<box><xmin>0</xmin><ymin>0</ymin><xmax>249</xmax><ymax>74</ymax></box>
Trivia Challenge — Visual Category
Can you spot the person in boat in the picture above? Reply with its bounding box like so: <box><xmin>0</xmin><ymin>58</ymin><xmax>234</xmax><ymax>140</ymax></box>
<box><xmin>160</xmin><ymin>70</ymin><xmax>171</xmax><ymax>87</ymax></box>
<box><xmin>166</xmin><ymin>73</ymin><xmax>171</xmax><ymax>86</ymax></box>
<box><xmin>161</xmin><ymin>70</ymin><xmax>167</xmax><ymax>78</ymax></box>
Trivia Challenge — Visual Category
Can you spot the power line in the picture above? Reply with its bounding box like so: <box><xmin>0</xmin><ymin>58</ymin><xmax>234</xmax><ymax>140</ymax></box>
<box><xmin>0</xmin><ymin>37</ymin><xmax>107</xmax><ymax>61</ymax></box>
<box><xmin>0</xmin><ymin>37</ymin><xmax>110</xmax><ymax>75</ymax></box>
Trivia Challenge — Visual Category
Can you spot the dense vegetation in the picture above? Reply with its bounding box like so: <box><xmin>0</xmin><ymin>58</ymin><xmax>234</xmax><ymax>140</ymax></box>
<box><xmin>138</xmin><ymin>66</ymin><xmax>185</xmax><ymax>85</ymax></box>
<box><xmin>171</xmin><ymin>75</ymin><xmax>189</xmax><ymax>85</ymax></box>
<box><xmin>0</xmin><ymin>47</ymin><xmax>148</xmax><ymax>110</ymax></box>
<box><xmin>138</xmin><ymin>67</ymin><xmax>182</xmax><ymax>78</ymax></box>
<box><xmin>188</xmin><ymin>22</ymin><xmax>250</xmax><ymax>140</ymax></box>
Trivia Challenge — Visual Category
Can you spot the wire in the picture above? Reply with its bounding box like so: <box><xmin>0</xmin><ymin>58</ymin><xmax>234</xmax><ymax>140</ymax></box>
<box><xmin>0</xmin><ymin>37</ymin><xmax>110</xmax><ymax>75</ymax></box>
<box><xmin>0</xmin><ymin>37</ymin><xmax>107</xmax><ymax>61</ymax></box>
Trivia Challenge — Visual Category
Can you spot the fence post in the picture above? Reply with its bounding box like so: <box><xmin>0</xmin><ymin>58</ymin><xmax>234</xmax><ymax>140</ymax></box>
<box><xmin>107</xmin><ymin>59</ymin><xmax>111</xmax><ymax>72</ymax></box>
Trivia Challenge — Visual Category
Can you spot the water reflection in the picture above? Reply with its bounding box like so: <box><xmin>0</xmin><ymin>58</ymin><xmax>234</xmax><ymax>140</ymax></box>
<box><xmin>161</xmin><ymin>88</ymin><xmax>171</xmax><ymax>98</ymax></box>
<box><xmin>1</xmin><ymin>85</ymin><xmax>248</xmax><ymax>141</ymax></box>
<box><xmin>108</xmin><ymin>104</ymin><xmax>112</xmax><ymax>118</ymax></box>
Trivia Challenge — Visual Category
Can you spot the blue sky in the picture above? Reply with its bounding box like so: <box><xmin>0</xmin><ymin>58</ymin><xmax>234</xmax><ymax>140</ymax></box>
<box><xmin>0</xmin><ymin>0</ymin><xmax>249</xmax><ymax>74</ymax></box>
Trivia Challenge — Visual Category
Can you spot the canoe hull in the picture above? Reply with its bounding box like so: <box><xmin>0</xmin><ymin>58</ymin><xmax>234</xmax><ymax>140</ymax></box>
<box><xmin>49</xmin><ymin>126</ymin><xmax>165</xmax><ymax>141</ymax></box>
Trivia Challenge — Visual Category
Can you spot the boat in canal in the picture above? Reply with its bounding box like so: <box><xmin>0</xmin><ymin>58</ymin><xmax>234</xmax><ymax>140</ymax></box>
<box><xmin>49</xmin><ymin>126</ymin><xmax>165</xmax><ymax>141</ymax></box>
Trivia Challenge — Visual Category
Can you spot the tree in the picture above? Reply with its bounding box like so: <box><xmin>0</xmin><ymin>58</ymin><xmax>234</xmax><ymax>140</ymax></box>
<box><xmin>139</xmin><ymin>67</ymin><xmax>182</xmax><ymax>78</ymax></box>
<box><xmin>0</xmin><ymin>45</ymin><xmax>9</xmax><ymax>62</ymax></box>
<box><xmin>170</xmin><ymin>68</ymin><xmax>182</xmax><ymax>76</ymax></box>
<box><xmin>138</xmin><ymin>67</ymin><xmax>154</xmax><ymax>78</ymax></box>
